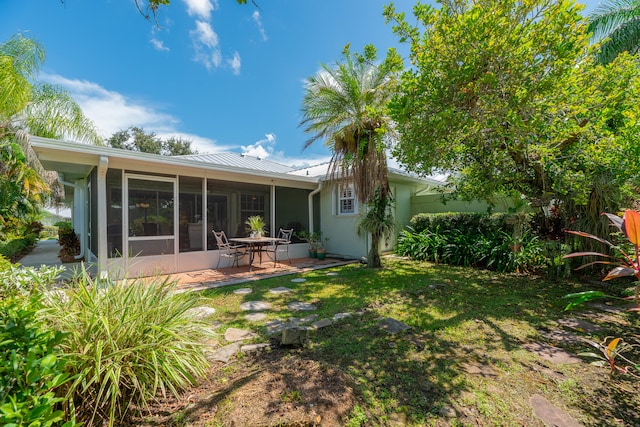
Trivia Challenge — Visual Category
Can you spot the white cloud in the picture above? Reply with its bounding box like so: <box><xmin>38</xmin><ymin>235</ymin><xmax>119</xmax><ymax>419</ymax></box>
<box><xmin>182</xmin><ymin>0</ymin><xmax>217</xmax><ymax>20</ymax></box>
<box><xmin>252</xmin><ymin>11</ymin><xmax>267</xmax><ymax>41</ymax></box>
<box><xmin>40</xmin><ymin>73</ymin><xmax>230</xmax><ymax>154</ymax></box>
<box><xmin>150</xmin><ymin>38</ymin><xmax>169</xmax><ymax>51</ymax></box>
<box><xmin>241</xmin><ymin>133</ymin><xmax>276</xmax><ymax>158</ymax></box>
<box><xmin>191</xmin><ymin>20</ymin><xmax>218</xmax><ymax>48</ymax></box>
<box><xmin>190</xmin><ymin>20</ymin><xmax>224</xmax><ymax>70</ymax></box>
<box><xmin>228</xmin><ymin>51</ymin><xmax>241</xmax><ymax>75</ymax></box>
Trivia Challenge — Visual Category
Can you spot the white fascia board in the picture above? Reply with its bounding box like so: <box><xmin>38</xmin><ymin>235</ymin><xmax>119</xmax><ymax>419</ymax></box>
<box><xmin>30</xmin><ymin>136</ymin><xmax>319</xmax><ymax>189</ymax></box>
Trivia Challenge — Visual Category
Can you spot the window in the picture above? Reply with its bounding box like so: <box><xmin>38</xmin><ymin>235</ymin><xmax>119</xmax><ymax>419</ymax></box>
<box><xmin>337</xmin><ymin>182</ymin><xmax>357</xmax><ymax>215</ymax></box>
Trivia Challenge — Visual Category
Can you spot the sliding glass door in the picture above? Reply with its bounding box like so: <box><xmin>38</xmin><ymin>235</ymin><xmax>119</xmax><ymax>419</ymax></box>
<box><xmin>125</xmin><ymin>174</ymin><xmax>177</xmax><ymax>274</ymax></box>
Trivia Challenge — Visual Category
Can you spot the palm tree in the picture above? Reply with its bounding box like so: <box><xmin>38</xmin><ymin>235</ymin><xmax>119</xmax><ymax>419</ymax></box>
<box><xmin>588</xmin><ymin>0</ymin><xmax>640</xmax><ymax>64</ymax></box>
<box><xmin>0</xmin><ymin>33</ymin><xmax>100</xmax><ymax>232</ymax></box>
<box><xmin>300</xmin><ymin>45</ymin><xmax>401</xmax><ymax>267</ymax></box>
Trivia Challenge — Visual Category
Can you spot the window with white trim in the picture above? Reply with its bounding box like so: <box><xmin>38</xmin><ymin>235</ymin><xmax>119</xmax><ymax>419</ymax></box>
<box><xmin>337</xmin><ymin>182</ymin><xmax>357</xmax><ymax>215</ymax></box>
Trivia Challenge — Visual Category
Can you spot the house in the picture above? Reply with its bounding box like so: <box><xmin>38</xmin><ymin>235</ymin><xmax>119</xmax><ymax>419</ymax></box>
<box><xmin>31</xmin><ymin>136</ymin><xmax>442</xmax><ymax>279</ymax></box>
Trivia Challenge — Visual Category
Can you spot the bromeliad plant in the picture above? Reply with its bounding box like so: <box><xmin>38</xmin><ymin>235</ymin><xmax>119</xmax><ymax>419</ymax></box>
<box><xmin>563</xmin><ymin>209</ymin><xmax>640</xmax><ymax>308</ymax></box>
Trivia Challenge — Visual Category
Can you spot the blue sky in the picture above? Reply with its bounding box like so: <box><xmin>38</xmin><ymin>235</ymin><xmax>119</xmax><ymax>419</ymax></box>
<box><xmin>2</xmin><ymin>0</ymin><xmax>602</xmax><ymax>168</ymax></box>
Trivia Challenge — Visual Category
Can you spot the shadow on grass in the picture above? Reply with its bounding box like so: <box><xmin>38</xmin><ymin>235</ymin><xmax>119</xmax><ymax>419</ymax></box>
<box><xmin>199</xmin><ymin>257</ymin><xmax>638</xmax><ymax>425</ymax></box>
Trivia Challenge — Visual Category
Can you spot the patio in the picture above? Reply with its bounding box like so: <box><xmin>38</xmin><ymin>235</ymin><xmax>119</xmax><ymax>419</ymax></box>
<box><xmin>18</xmin><ymin>239</ymin><xmax>356</xmax><ymax>290</ymax></box>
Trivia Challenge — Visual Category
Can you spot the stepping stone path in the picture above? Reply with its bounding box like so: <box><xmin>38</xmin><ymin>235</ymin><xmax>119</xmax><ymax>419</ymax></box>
<box><xmin>521</xmin><ymin>343</ymin><xmax>582</xmax><ymax>365</ymax></box>
<box><xmin>291</xmin><ymin>278</ymin><xmax>306</xmax><ymax>283</ymax></box>
<box><xmin>269</xmin><ymin>286</ymin><xmax>293</xmax><ymax>294</ymax></box>
<box><xmin>539</xmin><ymin>330</ymin><xmax>582</xmax><ymax>345</ymax></box>
<box><xmin>557</xmin><ymin>318</ymin><xmax>602</xmax><ymax>333</ymax></box>
<box><xmin>288</xmin><ymin>301</ymin><xmax>317</xmax><ymax>311</ymax></box>
<box><xmin>326</xmin><ymin>272</ymin><xmax>339</xmax><ymax>276</ymax></box>
<box><xmin>241</xmin><ymin>343</ymin><xmax>271</xmax><ymax>354</ymax></box>
<box><xmin>333</xmin><ymin>312</ymin><xmax>351</xmax><ymax>321</ymax></box>
<box><xmin>312</xmin><ymin>318</ymin><xmax>332</xmax><ymax>329</ymax></box>
<box><xmin>462</xmin><ymin>362</ymin><xmax>498</xmax><ymax>378</ymax></box>
<box><xmin>240</xmin><ymin>301</ymin><xmax>272</xmax><ymax>311</ymax></box>
<box><xmin>187</xmin><ymin>306</ymin><xmax>216</xmax><ymax>319</ymax></box>
<box><xmin>530</xmin><ymin>394</ymin><xmax>584</xmax><ymax>427</ymax></box>
<box><xmin>265</xmin><ymin>319</ymin><xmax>290</xmax><ymax>335</ymax></box>
<box><xmin>208</xmin><ymin>342</ymin><xmax>241</xmax><ymax>363</ymax></box>
<box><xmin>224</xmin><ymin>327</ymin><xmax>258</xmax><ymax>342</ymax></box>
<box><xmin>378</xmin><ymin>317</ymin><xmax>411</xmax><ymax>334</ymax></box>
<box><xmin>233</xmin><ymin>287</ymin><xmax>253</xmax><ymax>295</ymax></box>
<box><xmin>245</xmin><ymin>312</ymin><xmax>267</xmax><ymax>322</ymax></box>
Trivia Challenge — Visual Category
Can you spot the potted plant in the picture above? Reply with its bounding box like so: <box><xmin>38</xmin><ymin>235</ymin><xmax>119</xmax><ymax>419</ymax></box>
<box><xmin>299</xmin><ymin>231</ymin><xmax>321</xmax><ymax>258</ymax></box>
<box><xmin>245</xmin><ymin>215</ymin><xmax>266</xmax><ymax>238</ymax></box>
<box><xmin>316</xmin><ymin>243</ymin><xmax>326</xmax><ymax>260</ymax></box>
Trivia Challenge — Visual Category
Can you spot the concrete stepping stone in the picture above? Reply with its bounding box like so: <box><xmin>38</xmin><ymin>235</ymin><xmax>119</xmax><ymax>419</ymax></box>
<box><xmin>312</xmin><ymin>318</ymin><xmax>332</xmax><ymax>329</ymax></box>
<box><xmin>187</xmin><ymin>306</ymin><xmax>216</xmax><ymax>319</ymax></box>
<box><xmin>522</xmin><ymin>343</ymin><xmax>582</xmax><ymax>365</ymax></box>
<box><xmin>327</xmin><ymin>272</ymin><xmax>339</xmax><ymax>276</ymax></box>
<box><xmin>288</xmin><ymin>301</ymin><xmax>317</xmax><ymax>311</ymax></box>
<box><xmin>269</xmin><ymin>286</ymin><xmax>293</xmax><ymax>294</ymax></box>
<box><xmin>298</xmin><ymin>314</ymin><xmax>319</xmax><ymax>324</ymax></box>
<box><xmin>245</xmin><ymin>312</ymin><xmax>267</xmax><ymax>322</ymax></box>
<box><xmin>233</xmin><ymin>287</ymin><xmax>253</xmax><ymax>295</ymax></box>
<box><xmin>224</xmin><ymin>327</ymin><xmax>258</xmax><ymax>342</ymax></box>
<box><xmin>265</xmin><ymin>319</ymin><xmax>289</xmax><ymax>335</ymax></box>
<box><xmin>539</xmin><ymin>330</ymin><xmax>582</xmax><ymax>345</ymax></box>
<box><xmin>210</xmin><ymin>321</ymin><xmax>222</xmax><ymax>329</ymax></box>
<box><xmin>240</xmin><ymin>343</ymin><xmax>271</xmax><ymax>354</ymax></box>
<box><xmin>291</xmin><ymin>278</ymin><xmax>306</xmax><ymax>283</ymax></box>
<box><xmin>557</xmin><ymin>318</ymin><xmax>602</xmax><ymax>333</ymax></box>
<box><xmin>207</xmin><ymin>342</ymin><xmax>241</xmax><ymax>363</ymax></box>
<box><xmin>530</xmin><ymin>394</ymin><xmax>584</xmax><ymax>427</ymax></box>
<box><xmin>333</xmin><ymin>312</ymin><xmax>352</xmax><ymax>321</ymax></box>
<box><xmin>240</xmin><ymin>301</ymin><xmax>272</xmax><ymax>311</ymax></box>
<box><xmin>282</xmin><ymin>326</ymin><xmax>308</xmax><ymax>345</ymax></box>
<box><xmin>586</xmin><ymin>302</ymin><xmax>634</xmax><ymax>314</ymax></box>
<box><xmin>462</xmin><ymin>362</ymin><xmax>498</xmax><ymax>378</ymax></box>
<box><xmin>378</xmin><ymin>317</ymin><xmax>411</xmax><ymax>334</ymax></box>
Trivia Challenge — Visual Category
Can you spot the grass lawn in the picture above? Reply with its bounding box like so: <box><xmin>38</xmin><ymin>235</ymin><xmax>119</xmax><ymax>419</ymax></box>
<box><xmin>146</xmin><ymin>257</ymin><xmax>640</xmax><ymax>426</ymax></box>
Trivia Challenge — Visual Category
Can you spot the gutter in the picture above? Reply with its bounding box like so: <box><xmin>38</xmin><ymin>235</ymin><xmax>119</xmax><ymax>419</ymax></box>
<box><xmin>57</xmin><ymin>177</ymin><xmax>85</xmax><ymax>261</ymax></box>
<box><xmin>308</xmin><ymin>181</ymin><xmax>323</xmax><ymax>234</ymax></box>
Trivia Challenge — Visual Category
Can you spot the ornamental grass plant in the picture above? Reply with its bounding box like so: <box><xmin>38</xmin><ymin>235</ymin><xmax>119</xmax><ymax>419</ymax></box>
<box><xmin>42</xmin><ymin>272</ymin><xmax>214</xmax><ymax>427</ymax></box>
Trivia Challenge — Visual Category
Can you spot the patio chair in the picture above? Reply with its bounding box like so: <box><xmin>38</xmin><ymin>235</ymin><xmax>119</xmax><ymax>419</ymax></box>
<box><xmin>213</xmin><ymin>230</ymin><xmax>246</xmax><ymax>268</ymax></box>
<box><xmin>264</xmin><ymin>228</ymin><xmax>293</xmax><ymax>267</ymax></box>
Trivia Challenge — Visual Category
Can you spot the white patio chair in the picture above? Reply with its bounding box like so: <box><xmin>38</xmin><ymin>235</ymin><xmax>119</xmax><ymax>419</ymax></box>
<box><xmin>213</xmin><ymin>230</ymin><xmax>246</xmax><ymax>268</ymax></box>
<box><xmin>264</xmin><ymin>228</ymin><xmax>293</xmax><ymax>267</ymax></box>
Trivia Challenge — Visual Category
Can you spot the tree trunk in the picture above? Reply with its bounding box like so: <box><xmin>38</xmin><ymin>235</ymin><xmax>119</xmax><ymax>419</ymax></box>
<box><xmin>367</xmin><ymin>232</ymin><xmax>382</xmax><ymax>268</ymax></box>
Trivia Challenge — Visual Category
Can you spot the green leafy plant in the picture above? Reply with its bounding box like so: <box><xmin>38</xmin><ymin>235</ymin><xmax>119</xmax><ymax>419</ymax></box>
<box><xmin>0</xmin><ymin>294</ymin><xmax>73</xmax><ymax>427</ymax></box>
<box><xmin>298</xmin><ymin>230</ymin><xmax>322</xmax><ymax>251</ymax></box>
<box><xmin>42</xmin><ymin>272</ymin><xmax>214</xmax><ymax>426</ymax></box>
<box><xmin>579</xmin><ymin>337</ymin><xmax>640</xmax><ymax>378</ymax></box>
<box><xmin>0</xmin><ymin>265</ymin><xmax>64</xmax><ymax>298</ymax></box>
<box><xmin>245</xmin><ymin>215</ymin><xmax>266</xmax><ymax>237</ymax></box>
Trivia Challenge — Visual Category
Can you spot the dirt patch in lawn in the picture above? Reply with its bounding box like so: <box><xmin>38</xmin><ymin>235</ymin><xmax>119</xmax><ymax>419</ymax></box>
<box><xmin>125</xmin><ymin>348</ymin><xmax>359</xmax><ymax>427</ymax></box>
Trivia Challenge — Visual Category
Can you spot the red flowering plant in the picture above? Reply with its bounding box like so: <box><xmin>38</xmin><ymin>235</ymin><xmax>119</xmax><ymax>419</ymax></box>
<box><xmin>563</xmin><ymin>210</ymin><xmax>640</xmax><ymax>377</ymax></box>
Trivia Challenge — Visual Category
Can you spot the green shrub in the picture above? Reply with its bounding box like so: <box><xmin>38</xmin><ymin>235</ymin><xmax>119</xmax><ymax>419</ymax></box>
<box><xmin>42</xmin><ymin>273</ymin><xmax>214</xmax><ymax>426</ymax></box>
<box><xmin>57</xmin><ymin>227</ymin><xmax>80</xmax><ymax>261</ymax></box>
<box><xmin>41</xmin><ymin>226</ymin><xmax>59</xmax><ymax>240</ymax></box>
<box><xmin>397</xmin><ymin>214</ymin><xmax>548</xmax><ymax>273</ymax></box>
<box><xmin>0</xmin><ymin>294</ymin><xmax>72</xmax><ymax>427</ymax></box>
<box><xmin>0</xmin><ymin>236</ymin><xmax>38</xmax><ymax>261</ymax></box>
<box><xmin>0</xmin><ymin>265</ymin><xmax>65</xmax><ymax>298</ymax></box>
<box><xmin>0</xmin><ymin>255</ymin><xmax>12</xmax><ymax>272</ymax></box>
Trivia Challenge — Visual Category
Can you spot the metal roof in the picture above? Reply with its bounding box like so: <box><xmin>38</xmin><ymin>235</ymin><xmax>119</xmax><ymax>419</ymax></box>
<box><xmin>179</xmin><ymin>153</ymin><xmax>294</xmax><ymax>174</ymax></box>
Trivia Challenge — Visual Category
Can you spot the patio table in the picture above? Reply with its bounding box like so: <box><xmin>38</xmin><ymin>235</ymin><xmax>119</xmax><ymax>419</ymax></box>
<box><xmin>228</xmin><ymin>237</ymin><xmax>284</xmax><ymax>271</ymax></box>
